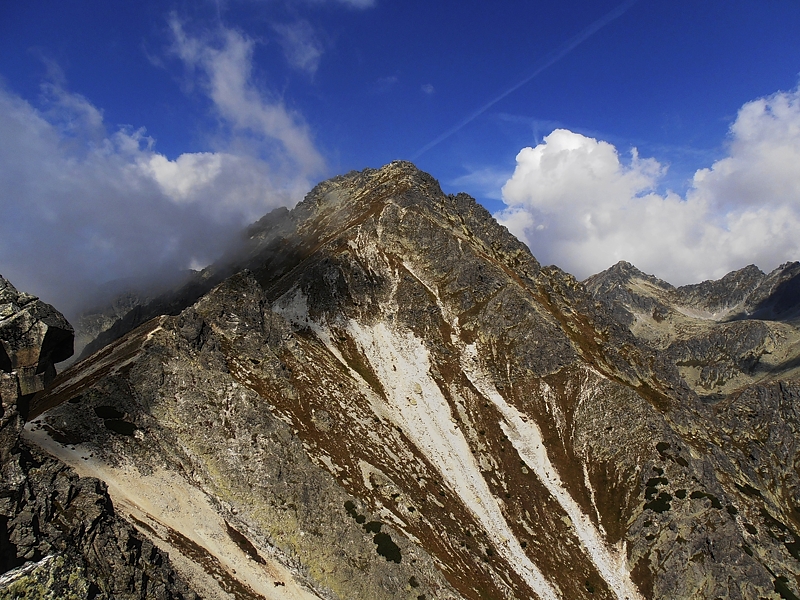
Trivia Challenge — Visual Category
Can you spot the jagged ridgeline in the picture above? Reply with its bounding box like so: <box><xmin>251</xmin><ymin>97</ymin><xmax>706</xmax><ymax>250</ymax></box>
<box><xmin>2</xmin><ymin>161</ymin><xmax>800</xmax><ymax>599</ymax></box>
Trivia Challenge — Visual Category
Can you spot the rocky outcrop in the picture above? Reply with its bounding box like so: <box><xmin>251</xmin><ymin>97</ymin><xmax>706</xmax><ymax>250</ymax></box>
<box><xmin>0</xmin><ymin>275</ymin><xmax>197</xmax><ymax>599</ymax></box>
<box><xmin>675</xmin><ymin>265</ymin><xmax>767</xmax><ymax>315</ymax></box>
<box><xmin>0</xmin><ymin>277</ymin><xmax>73</xmax><ymax>416</ymax></box>
<box><xmin>23</xmin><ymin>162</ymin><xmax>800</xmax><ymax>599</ymax></box>
<box><xmin>582</xmin><ymin>261</ymin><xmax>673</xmax><ymax>328</ymax></box>
<box><xmin>735</xmin><ymin>261</ymin><xmax>800</xmax><ymax>322</ymax></box>
<box><xmin>0</xmin><ymin>442</ymin><xmax>199</xmax><ymax>600</ymax></box>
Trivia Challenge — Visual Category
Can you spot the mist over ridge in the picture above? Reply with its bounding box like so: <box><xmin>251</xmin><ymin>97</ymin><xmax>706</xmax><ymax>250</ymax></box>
<box><xmin>2</xmin><ymin>11</ymin><xmax>800</xmax><ymax>320</ymax></box>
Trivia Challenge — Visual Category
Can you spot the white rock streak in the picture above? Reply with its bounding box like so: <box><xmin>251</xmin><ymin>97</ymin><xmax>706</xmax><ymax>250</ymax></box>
<box><xmin>276</xmin><ymin>259</ymin><xmax>640</xmax><ymax>598</ymax></box>
<box><xmin>399</xmin><ymin>258</ymin><xmax>641</xmax><ymax>599</ymax></box>
<box><xmin>344</xmin><ymin>320</ymin><xmax>561</xmax><ymax>600</ymax></box>
<box><xmin>23</xmin><ymin>422</ymin><xmax>320</xmax><ymax>600</ymax></box>
<box><xmin>461</xmin><ymin>344</ymin><xmax>643</xmax><ymax>600</ymax></box>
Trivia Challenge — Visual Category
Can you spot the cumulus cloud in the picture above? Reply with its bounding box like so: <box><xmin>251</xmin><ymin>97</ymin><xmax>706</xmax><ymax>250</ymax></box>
<box><xmin>496</xmin><ymin>85</ymin><xmax>800</xmax><ymax>285</ymax></box>
<box><xmin>0</xmin><ymin>21</ymin><xmax>325</xmax><ymax>318</ymax></box>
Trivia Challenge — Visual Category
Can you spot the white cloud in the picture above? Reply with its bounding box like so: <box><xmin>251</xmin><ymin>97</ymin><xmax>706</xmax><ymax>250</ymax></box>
<box><xmin>0</xmin><ymin>20</ymin><xmax>326</xmax><ymax>317</ymax></box>
<box><xmin>421</xmin><ymin>83</ymin><xmax>435</xmax><ymax>95</ymax></box>
<box><xmin>496</xmin><ymin>85</ymin><xmax>800</xmax><ymax>285</ymax></box>
<box><xmin>169</xmin><ymin>16</ymin><xmax>325</xmax><ymax>176</ymax></box>
<box><xmin>272</xmin><ymin>20</ymin><xmax>324</xmax><ymax>75</ymax></box>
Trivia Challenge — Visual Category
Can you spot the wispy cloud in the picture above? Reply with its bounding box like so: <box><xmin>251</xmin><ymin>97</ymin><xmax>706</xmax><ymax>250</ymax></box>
<box><xmin>413</xmin><ymin>0</ymin><xmax>639</xmax><ymax>159</ymax></box>
<box><xmin>451</xmin><ymin>166</ymin><xmax>512</xmax><ymax>201</ymax></box>
<box><xmin>496</xmin><ymin>84</ymin><xmax>800</xmax><ymax>284</ymax></box>
<box><xmin>272</xmin><ymin>20</ymin><xmax>324</xmax><ymax>75</ymax></box>
<box><xmin>233</xmin><ymin>0</ymin><xmax>375</xmax><ymax>9</ymax></box>
<box><xmin>0</xmin><ymin>19</ymin><xmax>326</xmax><ymax>316</ymax></box>
<box><xmin>169</xmin><ymin>16</ymin><xmax>326</xmax><ymax>175</ymax></box>
<box><xmin>421</xmin><ymin>83</ymin><xmax>435</xmax><ymax>95</ymax></box>
<box><xmin>336</xmin><ymin>0</ymin><xmax>375</xmax><ymax>7</ymax></box>
<box><xmin>374</xmin><ymin>75</ymin><xmax>399</xmax><ymax>93</ymax></box>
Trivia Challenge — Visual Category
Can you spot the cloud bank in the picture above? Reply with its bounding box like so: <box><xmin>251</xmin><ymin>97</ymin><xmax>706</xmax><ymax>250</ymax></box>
<box><xmin>0</xmin><ymin>21</ymin><xmax>325</xmax><ymax>317</ymax></box>
<box><xmin>496</xmin><ymin>85</ymin><xmax>800</xmax><ymax>285</ymax></box>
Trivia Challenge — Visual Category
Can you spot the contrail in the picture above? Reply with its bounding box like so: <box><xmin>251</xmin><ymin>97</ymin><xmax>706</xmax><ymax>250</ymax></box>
<box><xmin>413</xmin><ymin>0</ymin><xmax>640</xmax><ymax>159</ymax></box>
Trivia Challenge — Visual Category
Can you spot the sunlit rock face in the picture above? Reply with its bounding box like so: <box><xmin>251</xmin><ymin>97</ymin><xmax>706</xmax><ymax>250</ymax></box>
<box><xmin>14</xmin><ymin>162</ymin><xmax>800</xmax><ymax>599</ymax></box>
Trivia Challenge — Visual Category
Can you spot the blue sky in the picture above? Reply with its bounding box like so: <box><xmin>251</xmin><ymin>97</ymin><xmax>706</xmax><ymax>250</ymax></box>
<box><xmin>2</xmin><ymin>0</ymin><xmax>800</xmax><ymax>313</ymax></box>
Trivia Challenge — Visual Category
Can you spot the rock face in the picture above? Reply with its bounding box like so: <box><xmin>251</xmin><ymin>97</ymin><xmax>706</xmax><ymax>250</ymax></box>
<box><xmin>7</xmin><ymin>162</ymin><xmax>800</xmax><ymax>599</ymax></box>
<box><xmin>0</xmin><ymin>277</ymin><xmax>73</xmax><ymax>414</ymax></box>
<box><xmin>0</xmin><ymin>275</ymin><xmax>198</xmax><ymax>599</ymax></box>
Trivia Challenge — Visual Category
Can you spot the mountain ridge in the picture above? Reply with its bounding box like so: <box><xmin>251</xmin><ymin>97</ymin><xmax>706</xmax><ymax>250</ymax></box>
<box><xmin>585</xmin><ymin>258</ymin><xmax>800</xmax><ymax>400</ymax></box>
<box><xmin>3</xmin><ymin>161</ymin><xmax>800</xmax><ymax>599</ymax></box>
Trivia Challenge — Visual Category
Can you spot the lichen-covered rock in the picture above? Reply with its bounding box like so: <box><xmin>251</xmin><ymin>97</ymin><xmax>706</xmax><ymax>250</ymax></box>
<box><xmin>0</xmin><ymin>554</ymin><xmax>93</xmax><ymax>600</ymax></box>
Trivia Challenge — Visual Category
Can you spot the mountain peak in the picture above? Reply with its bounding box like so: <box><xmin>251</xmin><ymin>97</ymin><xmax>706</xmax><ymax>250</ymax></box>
<box><xmin>82</xmin><ymin>162</ymin><xmax>542</xmax><ymax>360</ymax></box>
<box><xmin>12</xmin><ymin>164</ymin><xmax>800</xmax><ymax>600</ymax></box>
<box><xmin>584</xmin><ymin>261</ymin><xmax>673</xmax><ymax>291</ymax></box>
<box><xmin>296</xmin><ymin>160</ymin><xmax>443</xmax><ymax>215</ymax></box>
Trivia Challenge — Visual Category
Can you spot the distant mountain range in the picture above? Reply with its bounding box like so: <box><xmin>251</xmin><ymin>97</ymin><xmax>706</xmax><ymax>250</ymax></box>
<box><xmin>586</xmin><ymin>259</ymin><xmax>800</xmax><ymax>400</ymax></box>
<box><xmin>2</xmin><ymin>162</ymin><xmax>799</xmax><ymax>599</ymax></box>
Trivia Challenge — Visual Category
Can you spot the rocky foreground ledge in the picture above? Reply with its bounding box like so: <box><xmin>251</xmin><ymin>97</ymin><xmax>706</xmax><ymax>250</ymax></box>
<box><xmin>1</xmin><ymin>276</ymin><xmax>73</xmax><ymax>419</ymax></box>
<box><xmin>1</xmin><ymin>274</ymin><xmax>198</xmax><ymax>599</ymax></box>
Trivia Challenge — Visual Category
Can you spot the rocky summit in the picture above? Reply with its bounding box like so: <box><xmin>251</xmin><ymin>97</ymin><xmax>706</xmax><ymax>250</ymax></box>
<box><xmin>2</xmin><ymin>161</ymin><xmax>800</xmax><ymax>599</ymax></box>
